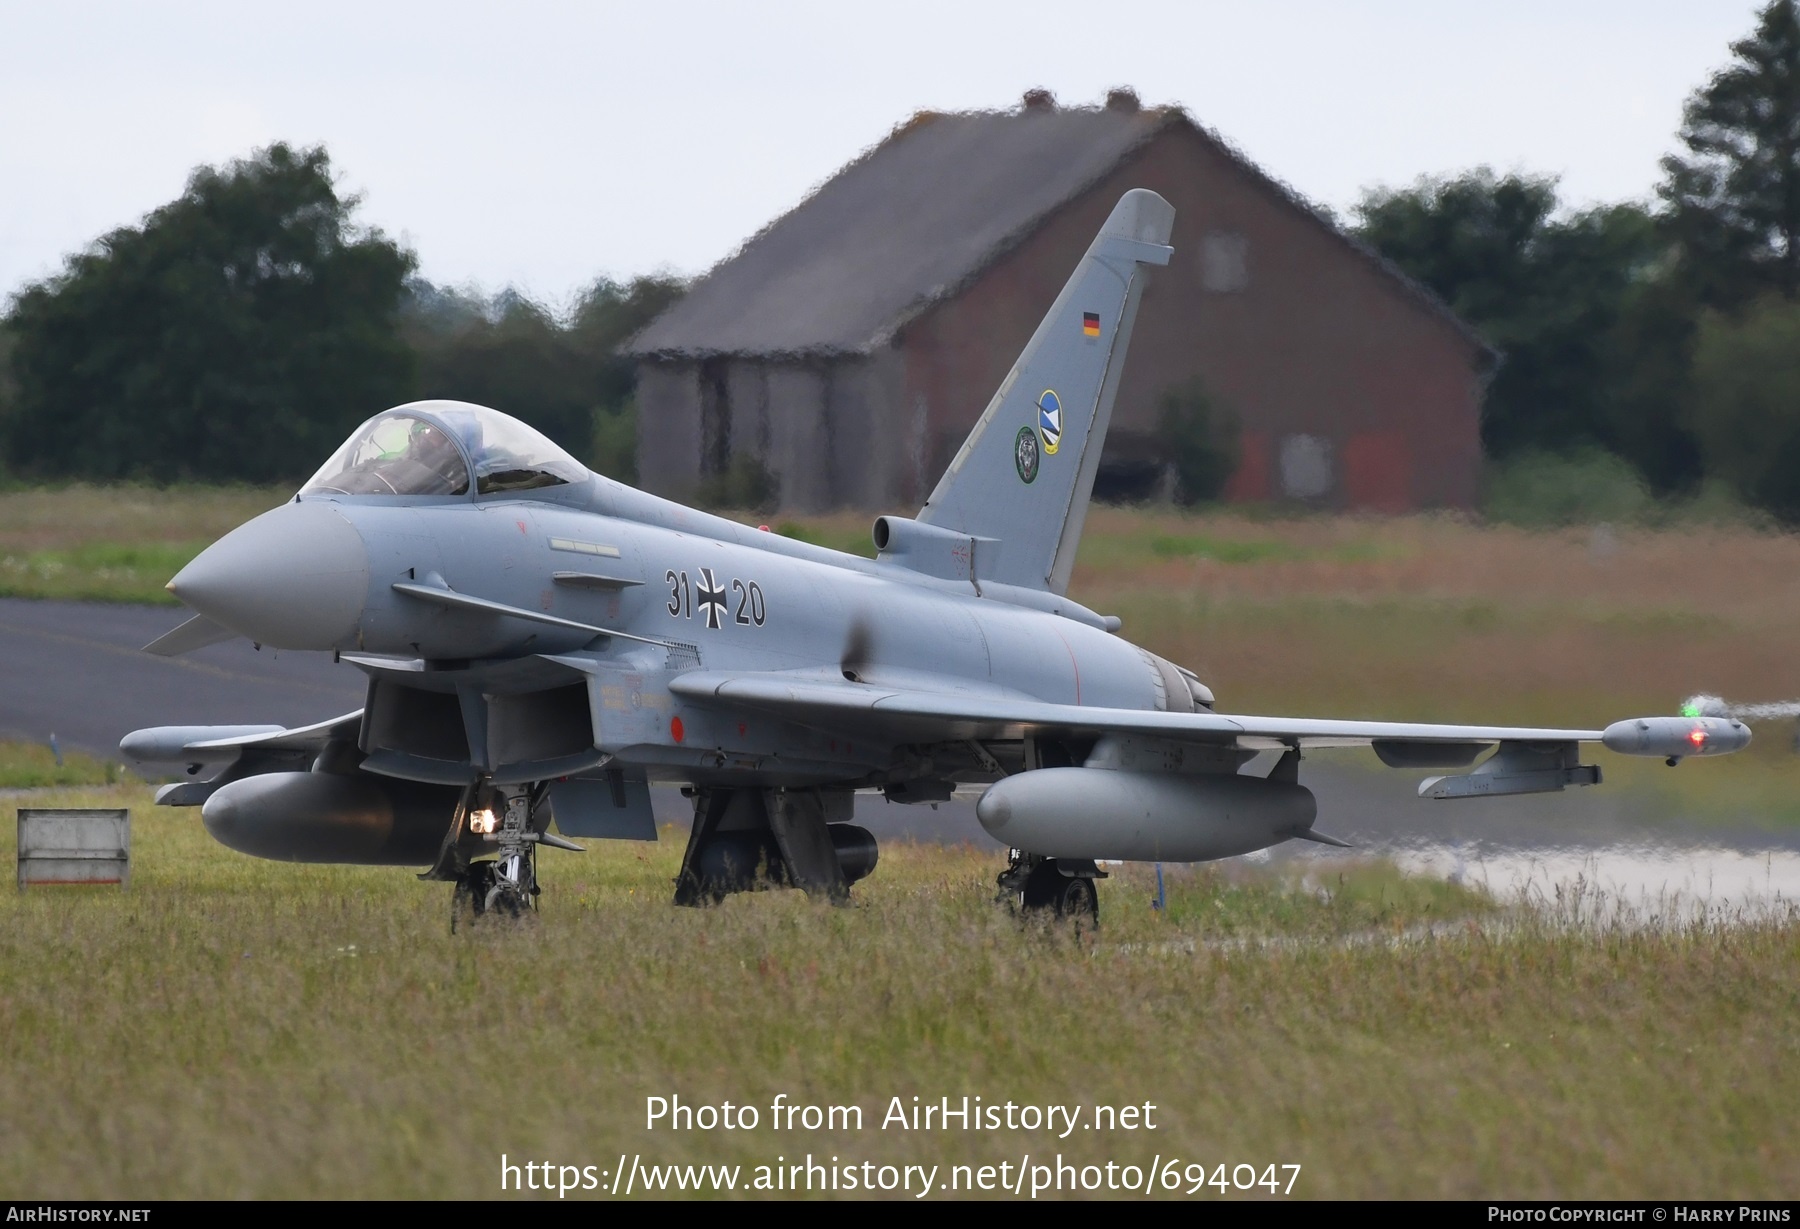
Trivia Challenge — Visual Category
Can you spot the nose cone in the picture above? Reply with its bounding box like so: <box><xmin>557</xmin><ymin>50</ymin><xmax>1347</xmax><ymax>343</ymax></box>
<box><xmin>169</xmin><ymin>501</ymin><xmax>369</xmax><ymax>649</ymax></box>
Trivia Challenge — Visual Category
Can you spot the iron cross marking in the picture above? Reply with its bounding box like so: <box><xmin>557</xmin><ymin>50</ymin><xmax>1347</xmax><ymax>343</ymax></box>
<box><xmin>696</xmin><ymin>567</ymin><xmax>728</xmax><ymax>629</ymax></box>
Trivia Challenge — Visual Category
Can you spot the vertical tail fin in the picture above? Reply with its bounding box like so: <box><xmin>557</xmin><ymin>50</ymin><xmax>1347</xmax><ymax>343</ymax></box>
<box><xmin>918</xmin><ymin>188</ymin><xmax>1173</xmax><ymax>594</ymax></box>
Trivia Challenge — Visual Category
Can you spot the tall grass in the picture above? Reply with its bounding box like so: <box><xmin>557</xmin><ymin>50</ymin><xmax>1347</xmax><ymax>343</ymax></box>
<box><xmin>0</xmin><ymin>740</ymin><xmax>122</xmax><ymax>788</ymax></box>
<box><xmin>0</xmin><ymin>784</ymin><xmax>1794</xmax><ymax>1199</ymax></box>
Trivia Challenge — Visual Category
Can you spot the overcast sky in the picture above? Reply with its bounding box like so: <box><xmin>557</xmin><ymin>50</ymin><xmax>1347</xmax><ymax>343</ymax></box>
<box><xmin>0</xmin><ymin>1</ymin><xmax>1768</xmax><ymax>309</ymax></box>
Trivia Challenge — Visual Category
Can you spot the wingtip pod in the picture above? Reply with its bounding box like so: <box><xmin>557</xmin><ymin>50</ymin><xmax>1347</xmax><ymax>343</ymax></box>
<box><xmin>120</xmin><ymin>724</ymin><xmax>286</xmax><ymax>763</ymax></box>
<box><xmin>1601</xmin><ymin>716</ymin><xmax>1751</xmax><ymax>759</ymax></box>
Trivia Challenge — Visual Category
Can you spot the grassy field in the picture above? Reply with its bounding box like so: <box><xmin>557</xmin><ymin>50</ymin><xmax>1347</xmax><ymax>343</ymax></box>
<box><xmin>0</xmin><ymin>739</ymin><xmax>124</xmax><ymax>788</ymax></box>
<box><xmin>1072</xmin><ymin>508</ymin><xmax>1800</xmax><ymax>728</ymax></box>
<box><xmin>0</xmin><ymin>781</ymin><xmax>1794</xmax><ymax>1200</ymax></box>
<box><xmin>0</xmin><ymin>484</ymin><xmax>285</xmax><ymax>603</ymax></box>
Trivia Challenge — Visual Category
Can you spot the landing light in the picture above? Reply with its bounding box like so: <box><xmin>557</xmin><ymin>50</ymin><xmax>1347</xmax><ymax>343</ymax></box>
<box><xmin>469</xmin><ymin>807</ymin><xmax>498</xmax><ymax>835</ymax></box>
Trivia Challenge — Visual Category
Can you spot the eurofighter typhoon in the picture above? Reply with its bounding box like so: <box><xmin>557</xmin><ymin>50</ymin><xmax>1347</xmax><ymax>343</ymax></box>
<box><xmin>121</xmin><ymin>190</ymin><xmax>1748</xmax><ymax>923</ymax></box>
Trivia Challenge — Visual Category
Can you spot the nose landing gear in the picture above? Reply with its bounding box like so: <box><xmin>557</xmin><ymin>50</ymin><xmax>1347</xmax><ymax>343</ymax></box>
<box><xmin>437</xmin><ymin>783</ymin><xmax>575</xmax><ymax>931</ymax></box>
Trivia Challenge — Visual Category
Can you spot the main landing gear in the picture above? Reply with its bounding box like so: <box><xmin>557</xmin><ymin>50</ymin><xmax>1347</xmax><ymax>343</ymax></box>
<box><xmin>673</xmin><ymin>786</ymin><xmax>878</xmax><ymax>907</ymax></box>
<box><xmin>997</xmin><ymin>849</ymin><xmax>1103</xmax><ymax>929</ymax></box>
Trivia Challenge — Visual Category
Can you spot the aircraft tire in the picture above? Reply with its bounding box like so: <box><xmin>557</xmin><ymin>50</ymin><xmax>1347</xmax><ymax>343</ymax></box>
<box><xmin>1020</xmin><ymin>860</ymin><xmax>1099</xmax><ymax>927</ymax></box>
<box><xmin>465</xmin><ymin>861</ymin><xmax>497</xmax><ymax>914</ymax></box>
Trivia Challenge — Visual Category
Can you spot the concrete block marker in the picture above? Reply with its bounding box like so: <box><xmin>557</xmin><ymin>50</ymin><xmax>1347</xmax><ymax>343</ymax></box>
<box><xmin>17</xmin><ymin>809</ymin><xmax>129</xmax><ymax>889</ymax></box>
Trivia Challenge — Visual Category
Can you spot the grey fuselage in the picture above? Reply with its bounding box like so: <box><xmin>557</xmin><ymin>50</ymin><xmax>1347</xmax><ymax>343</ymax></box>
<box><xmin>184</xmin><ymin>471</ymin><xmax>1175</xmax><ymax>790</ymax></box>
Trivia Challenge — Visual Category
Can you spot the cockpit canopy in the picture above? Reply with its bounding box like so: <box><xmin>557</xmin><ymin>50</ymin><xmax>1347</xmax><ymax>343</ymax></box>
<box><xmin>301</xmin><ymin>402</ymin><xmax>589</xmax><ymax>498</ymax></box>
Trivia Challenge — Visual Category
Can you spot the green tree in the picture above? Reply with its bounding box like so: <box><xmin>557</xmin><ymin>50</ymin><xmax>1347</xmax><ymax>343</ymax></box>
<box><xmin>1688</xmin><ymin>295</ymin><xmax>1800</xmax><ymax>520</ymax></box>
<box><xmin>406</xmin><ymin>273</ymin><xmax>683</xmax><ymax>479</ymax></box>
<box><xmin>570</xmin><ymin>275</ymin><xmax>686</xmax><ymax>411</ymax></box>
<box><xmin>1660</xmin><ymin>0</ymin><xmax>1800</xmax><ymax>308</ymax></box>
<box><xmin>1595</xmin><ymin>273</ymin><xmax>1702</xmax><ymax>493</ymax></box>
<box><xmin>4</xmin><ymin>143</ymin><xmax>416</xmax><ymax>482</ymax></box>
<box><xmin>408</xmin><ymin>289</ymin><xmax>596</xmax><ymax>449</ymax></box>
<box><xmin>1354</xmin><ymin>170</ymin><xmax>1667</xmax><ymax>469</ymax></box>
<box><xmin>0</xmin><ymin>321</ymin><xmax>16</xmax><ymax>480</ymax></box>
<box><xmin>1156</xmin><ymin>377</ymin><xmax>1239</xmax><ymax>504</ymax></box>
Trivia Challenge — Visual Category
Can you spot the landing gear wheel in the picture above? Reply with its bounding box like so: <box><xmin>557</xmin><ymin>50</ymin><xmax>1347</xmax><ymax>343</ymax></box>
<box><xmin>487</xmin><ymin>851</ymin><xmax>534</xmax><ymax>918</ymax></box>
<box><xmin>452</xmin><ymin>859</ymin><xmax>531</xmax><ymax>927</ymax></box>
<box><xmin>1018</xmin><ymin>859</ymin><xmax>1100</xmax><ymax>929</ymax></box>
<box><xmin>1052</xmin><ymin>873</ymin><xmax>1099</xmax><ymax>926</ymax></box>
<box><xmin>467</xmin><ymin>860</ymin><xmax>498</xmax><ymax>913</ymax></box>
<box><xmin>451</xmin><ymin>861</ymin><xmax>496</xmax><ymax>932</ymax></box>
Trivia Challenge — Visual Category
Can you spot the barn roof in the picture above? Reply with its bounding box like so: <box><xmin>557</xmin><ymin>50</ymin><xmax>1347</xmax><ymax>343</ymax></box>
<box><xmin>624</xmin><ymin>98</ymin><xmax>1490</xmax><ymax>362</ymax></box>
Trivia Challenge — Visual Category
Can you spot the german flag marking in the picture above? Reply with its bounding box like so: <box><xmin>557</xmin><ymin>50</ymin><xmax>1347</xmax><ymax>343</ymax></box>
<box><xmin>1082</xmin><ymin>311</ymin><xmax>1101</xmax><ymax>337</ymax></box>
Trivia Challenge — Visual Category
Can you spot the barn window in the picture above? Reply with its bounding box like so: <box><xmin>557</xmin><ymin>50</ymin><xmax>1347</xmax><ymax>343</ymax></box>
<box><xmin>1278</xmin><ymin>434</ymin><xmax>1333</xmax><ymax>499</ymax></box>
<box><xmin>1201</xmin><ymin>232</ymin><xmax>1249</xmax><ymax>293</ymax></box>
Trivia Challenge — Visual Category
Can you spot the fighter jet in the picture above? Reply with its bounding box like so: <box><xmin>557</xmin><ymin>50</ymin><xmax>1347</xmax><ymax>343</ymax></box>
<box><xmin>120</xmin><ymin>189</ymin><xmax>1749</xmax><ymax>923</ymax></box>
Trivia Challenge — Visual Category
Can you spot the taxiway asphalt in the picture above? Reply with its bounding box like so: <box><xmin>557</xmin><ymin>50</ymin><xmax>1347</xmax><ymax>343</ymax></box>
<box><xmin>0</xmin><ymin>598</ymin><xmax>364</xmax><ymax>756</ymax></box>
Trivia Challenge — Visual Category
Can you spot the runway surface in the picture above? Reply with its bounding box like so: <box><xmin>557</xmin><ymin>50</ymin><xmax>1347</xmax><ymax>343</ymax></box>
<box><xmin>0</xmin><ymin>598</ymin><xmax>365</xmax><ymax>755</ymax></box>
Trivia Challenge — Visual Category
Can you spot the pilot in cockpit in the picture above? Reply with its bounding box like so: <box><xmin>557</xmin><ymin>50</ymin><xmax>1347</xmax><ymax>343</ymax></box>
<box><xmin>392</xmin><ymin>420</ymin><xmax>467</xmax><ymax>493</ymax></box>
<box><xmin>305</xmin><ymin>413</ymin><xmax>472</xmax><ymax>497</ymax></box>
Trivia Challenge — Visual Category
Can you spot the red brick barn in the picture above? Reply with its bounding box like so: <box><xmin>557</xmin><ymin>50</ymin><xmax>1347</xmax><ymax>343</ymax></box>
<box><xmin>625</xmin><ymin>90</ymin><xmax>1492</xmax><ymax>513</ymax></box>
